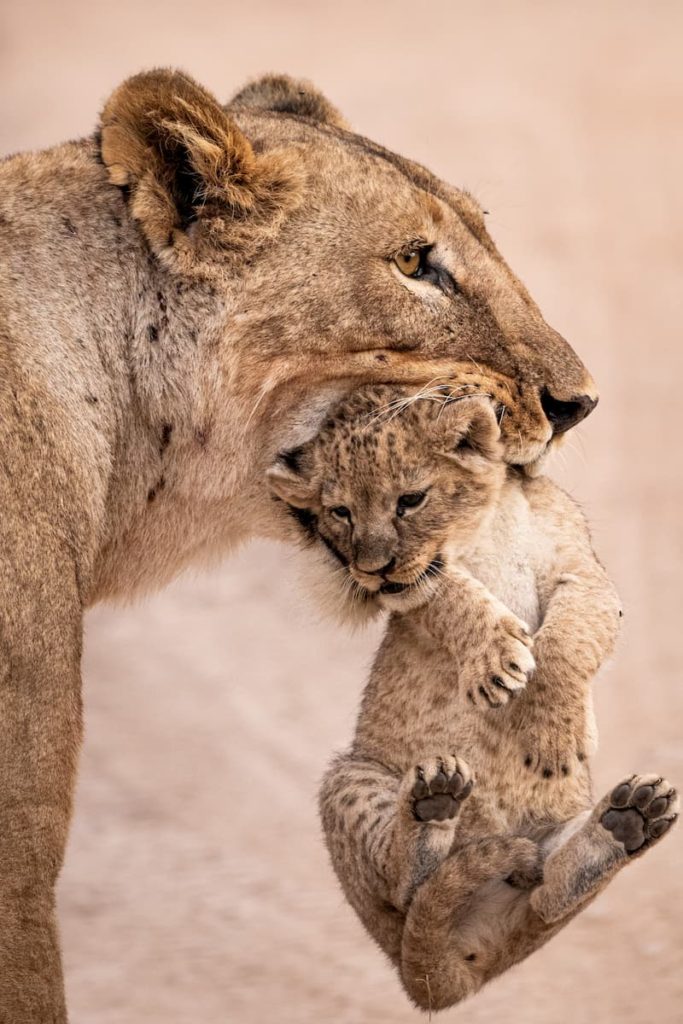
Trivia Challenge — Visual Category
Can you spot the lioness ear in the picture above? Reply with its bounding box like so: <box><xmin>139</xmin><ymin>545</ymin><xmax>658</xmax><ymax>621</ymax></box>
<box><xmin>229</xmin><ymin>74</ymin><xmax>349</xmax><ymax>130</ymax></box>
<box><xmin>266</xmin><ymin>449</ymin><xmax>318</xmax><ymax>509</ymax></box>
<box><xmin>99</xmin><ymin>69</ymin><xmax>299</xmax><ymax>265</ymax></box>
<box><xmin>436</xmin><ymin>397</ymin><xmax>502</xmax><ymax>472</ymax></box>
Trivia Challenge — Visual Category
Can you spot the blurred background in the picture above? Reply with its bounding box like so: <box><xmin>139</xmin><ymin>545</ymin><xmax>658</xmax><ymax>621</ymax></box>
<box><xmin>2</xmin><ymin>1</ymin><xmax>682</xmax><ymax>1021</ymax></box>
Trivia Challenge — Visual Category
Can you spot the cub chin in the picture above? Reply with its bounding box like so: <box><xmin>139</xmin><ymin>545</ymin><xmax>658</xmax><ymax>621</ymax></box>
<box><xmin>266</xmin><ymin>384</ymin><xmax>505</xmax><ymax>624</ymax></box>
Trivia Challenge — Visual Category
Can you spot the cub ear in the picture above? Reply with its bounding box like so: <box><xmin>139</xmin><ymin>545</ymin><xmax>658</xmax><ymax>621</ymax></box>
<box><xmin>436</xmin><ymin>397</ymin><xmax>502</xmax><ymax>472</ymax></box>
<box><xmin>266</xmin><ymin>448</ymin><xmax>318</xmax><ymax>509</ymax></box>
<box><xmin>99</xmin><ymin>68</ymin><xmax>299</xmax><ymax>264</ymax></box>
<box><xmin>229</xmin><ymin>74</ymin><xmax>349</xmax><ymax>130</ymax></box>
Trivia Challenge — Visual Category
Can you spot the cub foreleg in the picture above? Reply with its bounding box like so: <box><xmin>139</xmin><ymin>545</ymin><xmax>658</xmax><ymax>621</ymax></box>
<box><xmin>411</xmin><ymin>567</ymin><xmax>535</xmax><ymax>708</ymax></box>
<box><xmin>516</xmin><ymin>492</ymin><xmax>623</xmax><ymax>780</ymax></box>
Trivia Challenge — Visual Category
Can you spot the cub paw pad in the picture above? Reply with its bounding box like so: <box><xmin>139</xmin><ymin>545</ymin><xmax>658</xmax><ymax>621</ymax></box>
<box><xmin>412</xmin><ymin>756</ymin><xmax>474</xmax><ymax>823</ymax></box>
<box><xmin>601</xmin><ymin>774</ymin><xmax>678</xmax><ymax>854</ymax></box>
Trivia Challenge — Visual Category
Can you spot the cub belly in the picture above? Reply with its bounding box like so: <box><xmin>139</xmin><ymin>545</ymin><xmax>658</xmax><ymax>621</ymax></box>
<box><xmin>398</xmin><ymin>697</ymin><xmax>591</xmax><ymax>834</ymax></box>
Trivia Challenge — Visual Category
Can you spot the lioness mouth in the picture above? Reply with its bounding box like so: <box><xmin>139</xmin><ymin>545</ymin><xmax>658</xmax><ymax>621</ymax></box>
<box><xmin>379</xmin><ymin>557</ymin><xmax>444</xmax><ymax>596</ymax></box>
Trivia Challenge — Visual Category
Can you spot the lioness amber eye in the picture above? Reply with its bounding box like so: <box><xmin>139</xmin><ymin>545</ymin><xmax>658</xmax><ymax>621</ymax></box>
<box><xmin>331</xmin><ymin>505</ymin><xmax>352</xmax><ymax>522</ymax></box>
<box><xmin>394</xmin><ymin>250</ymin><xmax>422</xmax><ymax>277</ymax></box>
<box><xmin>396</xmin><ymin>491</ymin><xmax>427</xmax><ymax>517</ymax></box>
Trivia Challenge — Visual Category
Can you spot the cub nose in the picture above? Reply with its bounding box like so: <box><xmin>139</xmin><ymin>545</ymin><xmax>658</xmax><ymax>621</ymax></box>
<box><xmin>355</xmin><ymin>556</ymin><xmax>396</xmax><ymax>577</ymax></box>
<box><xmin>540</xmin><ymin>388</ymin><xmax>598</xmax><ymax>435</ymax></box>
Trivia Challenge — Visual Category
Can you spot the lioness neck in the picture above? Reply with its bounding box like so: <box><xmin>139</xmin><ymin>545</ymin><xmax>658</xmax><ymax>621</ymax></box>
<box><xmin>0</xmin><ymin>140</ymin><xmax>285</xmax><ymax>602</ymax></box>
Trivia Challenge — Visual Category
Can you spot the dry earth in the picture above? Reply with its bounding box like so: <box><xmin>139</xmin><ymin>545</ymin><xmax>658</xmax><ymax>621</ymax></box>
<box><xmin>1</xmin><ymin>2</ymin><xmax>682</xmax><ymax>1021</ymax></box>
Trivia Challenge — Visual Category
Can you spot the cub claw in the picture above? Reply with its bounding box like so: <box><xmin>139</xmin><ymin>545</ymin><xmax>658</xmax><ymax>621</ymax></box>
<box><xmin>463</xmin><ymin>610</ymin><xmax>535</xmax><ymax>710</ymax></box>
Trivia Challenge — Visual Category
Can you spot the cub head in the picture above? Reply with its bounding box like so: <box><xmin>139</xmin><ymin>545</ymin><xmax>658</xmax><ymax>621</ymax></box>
<box><xmin>267</xmin><ymin>386</ymin><xmax>504</xmax><ymax>622</ymax></box>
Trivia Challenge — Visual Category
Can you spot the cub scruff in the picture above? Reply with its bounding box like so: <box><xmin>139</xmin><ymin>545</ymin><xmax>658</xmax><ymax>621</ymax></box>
<box><xmin>1</xmin><ymin>67</ymin><xmax>597</xmax><ymax>1020</ymax></box>
<box><xmin>267</xmin><ymin>385</ymin><xmax>679</xmax><ymax>1010</ymax></box>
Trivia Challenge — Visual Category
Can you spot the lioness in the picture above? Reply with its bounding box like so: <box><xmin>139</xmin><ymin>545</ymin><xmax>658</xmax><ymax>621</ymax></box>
<box><xmin>0</xmin><ymin>69</ymin><xmax>597</xmax><ymax>1019</ymax></box>
<box><xmin>266</xmin><ymin>384</ymin><xmax>678</xmax><ymax>1011</ymax></box>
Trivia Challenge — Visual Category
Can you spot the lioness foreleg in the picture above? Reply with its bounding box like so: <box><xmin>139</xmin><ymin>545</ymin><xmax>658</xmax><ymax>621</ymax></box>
<box><xmin>0</xmin><ymin>516</ymin><xmax>83</xmax><ymax>1024</ymax></box>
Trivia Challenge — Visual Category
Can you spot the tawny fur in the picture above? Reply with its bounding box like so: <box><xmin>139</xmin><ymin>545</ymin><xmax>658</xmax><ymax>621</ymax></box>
<box><xmin>266</xmin><ymin>385</ymin><xmax>678</xmax><ymax>1012</ymax></box>
<box><xmin>0</xmin><ymin>68</ymin><xmax>598</xmax><ymax>1020</ymax></box>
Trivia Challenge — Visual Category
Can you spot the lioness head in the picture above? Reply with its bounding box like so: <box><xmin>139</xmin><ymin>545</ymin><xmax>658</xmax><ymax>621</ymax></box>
<box><xmin>98</xmin><ymin>69</ymin><xmax>597</xmax><ymax>476</ymax></box>
<box><xmin>267</xmin><ymin>385</ymin><xmax>503</xmax><ymax>621</ymax></box>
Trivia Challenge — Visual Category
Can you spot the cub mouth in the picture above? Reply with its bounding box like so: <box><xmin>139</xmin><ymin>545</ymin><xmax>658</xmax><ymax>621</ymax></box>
<box><xmin>378</xmin><ymin>556</ymin><xmax>444</xmax><ymax>596</ymax></box>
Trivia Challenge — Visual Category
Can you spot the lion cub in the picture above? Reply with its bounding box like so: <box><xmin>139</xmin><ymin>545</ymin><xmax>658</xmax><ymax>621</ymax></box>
<box><xmin>267</xmin><ymin>385</ymin><xmax>678</xmax><ymax>1011</ymax></box>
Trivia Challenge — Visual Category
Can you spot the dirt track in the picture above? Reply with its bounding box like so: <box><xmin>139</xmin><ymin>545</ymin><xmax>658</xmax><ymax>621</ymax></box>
<box><xmin>1</xmin><ymin>2</ymin><xmax>682</xmax><ymax>1021</ymax></box>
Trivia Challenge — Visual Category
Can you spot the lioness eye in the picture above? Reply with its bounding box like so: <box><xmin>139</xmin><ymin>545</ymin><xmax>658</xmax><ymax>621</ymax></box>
<box><xmin>396</xmin><ymin>491</ymin><xmax>427</xmax><ymax>517</ymax></box>
<box><xmin>331</xmin><ymin>505</ymin><xmax>352</xmax><ymax>522</ymax></box>
<box><xmin>394</xmin><ymin>249</ymin><xmax>423</xmax><ymax>277</ymax></box>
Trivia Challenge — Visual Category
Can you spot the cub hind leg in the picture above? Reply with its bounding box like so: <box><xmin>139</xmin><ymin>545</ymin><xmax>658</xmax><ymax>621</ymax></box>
<box><xmin>318</xmin><ymin>753</ymin><xmax>474</xmax><ymax>961</ymax></box>
<box><xmin>399</xmin><ymin>775</ymin><xmax>679</xmax><ymax>1013</ymax></box>
<box><xmin>399</xmin><ymin>754</ymin><xmax>475</xmax><ymax>904</ymax></box>
<box><xmin>400</xmin><ymin>835</ymin><xmax>547</xmax><ymax>1011</ymax></box>
<box><xmin>531</xmin><ymin>773</ymin><xmax>679</xmax><ymax>923</ymax></box>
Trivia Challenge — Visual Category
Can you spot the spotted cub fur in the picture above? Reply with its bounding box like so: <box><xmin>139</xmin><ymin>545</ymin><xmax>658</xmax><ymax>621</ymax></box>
<box><xmin>268</xmin><ymin>384</ymin><xmax>678</xmax><ymax>1011</ymax></box>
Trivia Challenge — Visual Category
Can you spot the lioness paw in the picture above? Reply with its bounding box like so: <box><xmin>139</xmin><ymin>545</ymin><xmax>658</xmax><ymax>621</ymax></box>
<box><xmin>466</xmin><ymin>613</ymin><xmax>535</xmax><ymax>710</ymax></box>
<box><xmin>600</xmin><ymin>774</ymin><xmax>679</xmax><ymax>855</ymax></box>
<box><xmin>410</xmin><ymin>755</ymin><xmax>474</xmax><ymax>823</ymax></box>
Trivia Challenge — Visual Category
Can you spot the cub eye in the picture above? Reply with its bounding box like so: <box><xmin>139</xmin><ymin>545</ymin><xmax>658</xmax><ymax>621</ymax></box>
<box><xmin>393</xmin><ymin>248</ymin><xmax>425</xmax><ymax>277</ymax></box>
<box><xmin>330</xmin><ymin>505</ymin><xmax>352</xmax><ymax>522</ymax></box>
<box><xmin>396</xmin><ymin>491</ymin><xmax>427</xmax><ymax>517</ymax></box>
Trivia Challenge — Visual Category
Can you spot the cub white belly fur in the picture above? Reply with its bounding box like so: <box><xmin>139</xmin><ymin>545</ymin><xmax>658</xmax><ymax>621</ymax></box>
<box><xmin>453</xmin><ymin>477</ymin><xmax>546</xmax><ymax>633</ymax></box>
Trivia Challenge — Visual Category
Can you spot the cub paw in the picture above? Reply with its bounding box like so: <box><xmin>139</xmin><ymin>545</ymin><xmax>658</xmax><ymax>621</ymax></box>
<box><xmin>410</xmin><ymin>755</ymin><xmax>474</xmax><ymax>823</ymax></box>
<box><xmin>466</xmin><ymin>613</ymin><xmax>535</xmax><ymax>710</ymax></box>
<box><xmin>600</xmin><ymin>774</ymin><xmax>679</xmax><ymax>855</ymax></box>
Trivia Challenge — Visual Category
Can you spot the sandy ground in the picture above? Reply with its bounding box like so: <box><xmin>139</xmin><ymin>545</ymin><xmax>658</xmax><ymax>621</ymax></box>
<box><xmin>1</xmin><ymin>2</ymin><xmax>682</xmax><ymax>1021</ymax></box>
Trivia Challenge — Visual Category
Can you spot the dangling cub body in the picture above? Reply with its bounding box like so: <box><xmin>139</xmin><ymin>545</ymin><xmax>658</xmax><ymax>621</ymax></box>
<box><xmin>267</xmin><ymin>384</ymin><xmax>679</xmax><ymax>1012</ymax></box>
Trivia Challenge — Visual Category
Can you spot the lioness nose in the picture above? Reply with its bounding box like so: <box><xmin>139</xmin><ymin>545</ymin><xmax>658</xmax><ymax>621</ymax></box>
<box><xmin>355</xmin><ymin>556</ymin><xmax>396</xmax><ymax>576</ymax></box>
<box><xmin>540</xmin><ymin>389</ymin><xmax>598</xmax><ymax>435</ymax></box>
